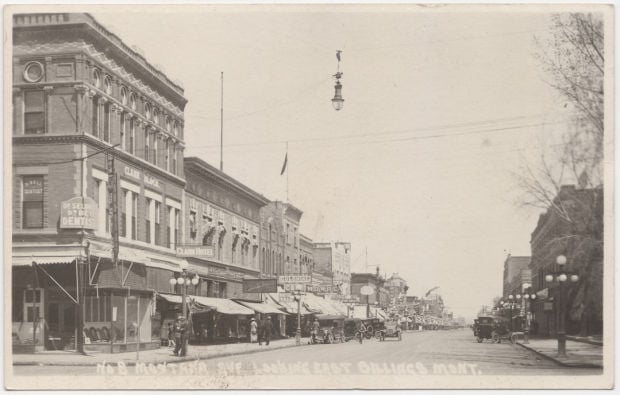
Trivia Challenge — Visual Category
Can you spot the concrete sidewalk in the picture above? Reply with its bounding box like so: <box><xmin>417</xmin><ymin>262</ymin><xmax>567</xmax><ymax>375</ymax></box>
<box><xmin>13</xmin><ymin>337</ymin><xmax>307</xmax><ymax>367</ymax></box>
<box><xmin>515</xmin><ymin>337</ymin><xmax>603</xmax><ymax>368</ymax></box>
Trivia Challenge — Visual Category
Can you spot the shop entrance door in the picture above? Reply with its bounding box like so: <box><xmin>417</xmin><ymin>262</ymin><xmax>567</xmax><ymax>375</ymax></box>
<box><xmin>46</xmin><ymin>302</ymin><xmax>76</xmax><ymax>350</ymax></box>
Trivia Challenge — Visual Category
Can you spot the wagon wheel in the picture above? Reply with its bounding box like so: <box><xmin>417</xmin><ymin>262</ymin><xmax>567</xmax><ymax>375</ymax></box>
<box><xmin>327</xmin><ymin>333</ymin><xmax>334</xmax><ymax>344</ymax></box>
<box><xmin>476</xmin><ymin>336</ymin><xmax>483</xmax><ymax>343</ymax></box>
<box><xmin>492</xmin><ymin>331</ymin><xmax>500</xmax><ymax>343</ymax></box>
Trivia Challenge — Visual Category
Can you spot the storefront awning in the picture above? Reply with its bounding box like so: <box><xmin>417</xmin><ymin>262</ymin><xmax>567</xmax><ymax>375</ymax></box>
<box><xmin>157</xmin><ymin>293</ymin><xmax>191</xmax><ymax>304</ymax></box>
<box><xmin>265</xmin><ymin>294</ymin><xmax>312</xmax><ymax>315</ymax></box>
<box><xmin>236</xmin><ymin>300</ymin><xmax>288</xmax><ymax>315</ymax></box>
<box><xmin>191</xmin><ymin>295</ymin><xmax>254</xmax><ymax>315</ymax></box>
<box><xmin>14</xmin><ymin>256</ymin><xmax>76</xmax><ymax>266</ymax></box>
<box><xmin>88</xmin><ymin>240</ymin><xmax>187</xmax><ymax>271</ymax></box>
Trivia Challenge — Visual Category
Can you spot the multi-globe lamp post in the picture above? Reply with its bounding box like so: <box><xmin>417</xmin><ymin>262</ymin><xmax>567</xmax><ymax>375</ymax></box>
<box><xmin>500</xmin><ymin>295</ymin><xmax>520</xmax><ymax>331</ymax></box>
<box><xmin>545</xmin><ymin>254</ymin><xmax>579</xmax><ymax>357</ymax></box>
<box><xmin>520</xmin><ymin>284</ymin><xmax>537</xmax><ymax>344</ymax></box>
<box><xmin>169</xmin><ymin>271</ymin><xmax>200</xmax><ymax>319</ymax></box>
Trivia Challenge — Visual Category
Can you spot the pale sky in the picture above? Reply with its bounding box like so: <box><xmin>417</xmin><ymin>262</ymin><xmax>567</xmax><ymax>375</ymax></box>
<box><xmin>91</xmin><ymin>5</ymin><xmax>576</xmax><ymax>321</ymax></box>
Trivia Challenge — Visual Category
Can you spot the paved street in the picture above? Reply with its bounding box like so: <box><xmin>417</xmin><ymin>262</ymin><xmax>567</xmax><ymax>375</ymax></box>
<box><xmin>14</xmin><ymin>329</ymin><xmax>601</xmax><ymax>377</ymax></box>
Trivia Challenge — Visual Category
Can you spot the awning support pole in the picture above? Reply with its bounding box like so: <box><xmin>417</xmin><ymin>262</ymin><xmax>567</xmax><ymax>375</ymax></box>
<box><xmin>89</xmin><ymin>256</ymin><xmax>102</xmax><ymax>285</ymax></box>
<box><xmin>37</xmin><ymin>264</ymin><xmax>78</xmax><ymax>304</ymax></box>
<box><xmin>122</xmin><ymin>261</ymin><xmax>134</xmax><ymax>287</ymax></box>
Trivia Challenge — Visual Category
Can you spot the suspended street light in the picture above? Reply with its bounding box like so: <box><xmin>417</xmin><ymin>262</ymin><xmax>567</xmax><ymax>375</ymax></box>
<box><xmin>332</xmin><ymin>50</ymin><xmax>344</xmax><ymax>111</ymax></box>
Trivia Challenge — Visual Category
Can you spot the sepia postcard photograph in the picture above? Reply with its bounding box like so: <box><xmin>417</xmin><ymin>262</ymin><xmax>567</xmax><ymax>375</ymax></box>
<box><xmin>3</xmin><ymin>2</ymin><xmax>615</xmax><ymax>390</ymax></box>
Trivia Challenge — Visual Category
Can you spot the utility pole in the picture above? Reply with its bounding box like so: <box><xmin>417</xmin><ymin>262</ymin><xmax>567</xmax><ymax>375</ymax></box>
<box><xmin>107</xmin><ymin>154</ymin><xmax>119</xmax><ymax>352</ymax></box>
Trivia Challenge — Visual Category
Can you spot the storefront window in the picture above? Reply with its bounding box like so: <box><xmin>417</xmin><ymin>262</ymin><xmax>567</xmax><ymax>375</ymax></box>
<box><xmin>111</xmin><ymin>295</ymin><xmax>125</xmax><ymax>343</ymax></box>
<box><xmin>127</xmin><ymin>297</ymin><xmax>139</xmax><ymax>342</ymax></box>
<box><xmin>84</xmin><ymin>295</ymin><xmax>112</xmax><ymax>344</ymax></box>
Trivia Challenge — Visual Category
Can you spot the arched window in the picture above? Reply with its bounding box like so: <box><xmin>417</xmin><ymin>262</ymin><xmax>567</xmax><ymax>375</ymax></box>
<box><xmin>104</xmin><ymin>76</ymin><xmax>112</xmax><ymax>95</ymax></box>
<box><xmin>165</xmin><ymin>116</ymin><xmax>171</xmax><ymax>132</ymax></box>
<box><xmin>93</xmin><ymin>69</ymin><xmax>101</xmax><ymax>88</ymax></box>
<box><xmin>153</xmin><ymin>108</ymin><xmax>159</xmax><ymax>125</ymax></box>
<box><xmin>120</xmin><ymin>86</ymin><xmax>128</xmax><ymax>105</ymax></box>
<box><xmin>130</xmin><ymin>92</ymin><xmax>136</xmax><ymax>111</ymax></box>
<box><xmin>144</xmin><ymin>103</ymin><xmax>151</xmax><ymax>120</ymax></box>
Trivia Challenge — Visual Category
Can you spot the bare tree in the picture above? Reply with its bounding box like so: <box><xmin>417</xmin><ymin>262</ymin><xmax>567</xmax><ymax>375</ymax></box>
<box><xmin>513</xmin><ymin>13</ymin><xmax>605</xmax><ymax>336</ymax></box>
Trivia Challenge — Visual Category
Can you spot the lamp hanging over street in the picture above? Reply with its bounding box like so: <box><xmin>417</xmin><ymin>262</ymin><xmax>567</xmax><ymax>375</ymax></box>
<box><xmin>332</xmin><ymin>50</ymin><xmax>344</xmax><ymax>111</ymax></box>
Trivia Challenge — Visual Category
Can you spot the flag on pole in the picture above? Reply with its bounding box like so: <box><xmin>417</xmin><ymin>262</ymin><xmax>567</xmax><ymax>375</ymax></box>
<box><xmin>280</xmin><ymin>153</ymin><xmax>288</xmax><ymax>175</ymax></box>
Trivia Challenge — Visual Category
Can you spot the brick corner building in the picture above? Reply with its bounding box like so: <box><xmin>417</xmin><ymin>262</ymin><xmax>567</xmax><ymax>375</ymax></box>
<box><xmin>12</xmin><ymin>12</ymin><xmax>187</xmax><ymax>353</ymax></box>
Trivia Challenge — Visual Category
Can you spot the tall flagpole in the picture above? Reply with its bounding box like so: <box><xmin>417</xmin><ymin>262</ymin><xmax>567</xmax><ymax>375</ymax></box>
<box><xmin>220</xmin><ymin>72</ymin><xmax>224</xmax><ymax>172</ymax></box>
<box><xmin>286</xmin><ymin>141</ymin><xmax>289</xmax><ymax>203</ymax></box>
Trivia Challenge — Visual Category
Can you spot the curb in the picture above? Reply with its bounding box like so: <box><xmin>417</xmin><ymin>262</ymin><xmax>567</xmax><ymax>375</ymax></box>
<box><xmin>566</xmin><ymin>336</ymin><xmax>603</xmax><ymax>346</ymax></box>
<box><xmin>515</xmin><ymin>342</ymin><xmax>602</xmax><ymax>369</ymax></box>
<box><xmin>13</xmin><ymin>341</ymin><xmax>310</xmax><ymax>367</ymax></box>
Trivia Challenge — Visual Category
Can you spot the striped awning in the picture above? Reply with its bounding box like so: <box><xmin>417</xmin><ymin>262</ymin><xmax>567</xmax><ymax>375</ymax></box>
<box><xmin>14</xmin><ymin>256</ymin><xmax>76</xmax><ymax>266</ymax></box>
<box><xmin>236</xmin><ymin>300</ymin><xmax>288</xmax><ymax>315</ymax></box>
<box><xmin>191</xmin><ymin>295</ymin><xmax>254</xmax><ymax>315</ymax></box>
<box><xmin>157</xmin><ymin>293</ymin><xmax>191</xmax><ymax>305</ymax></box>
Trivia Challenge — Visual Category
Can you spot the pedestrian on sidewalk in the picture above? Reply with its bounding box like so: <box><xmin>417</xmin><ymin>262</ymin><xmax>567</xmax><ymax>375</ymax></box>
<box><xmin>173</xmin><ymin>316</ymin><xmax>188</xmax><ymax>357</ymax></box>
<box><xmin>167</xmin><ymin>322</ymin><xmax>175</xmax><ymax>349</ymax></box>
<box><xmin>262</xmin><ymin>316</ymin><xmax>273</xmax><ymax>346</ymax></box>
<box><xmin>311</xmin><ymin>318</ymin><xmax>320</xmax><ymax>344</ymax></box>
<box><xmin>250</xmin><ymin>317</ymin><xmax>258</xmax><ymax>343</ymax></box>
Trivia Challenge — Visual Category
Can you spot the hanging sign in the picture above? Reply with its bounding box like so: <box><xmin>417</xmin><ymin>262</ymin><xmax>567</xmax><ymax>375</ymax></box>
<box><xmin>60</xmin><ymin>197</ymin><xmax>98</xmax><ymax>229</ymax></box>
<box><xmin>243</xmin><ymin>278</ymin><xmax>277</xmax><ymax>293</ymax></box>
<box><xmin>278</xmin><ymin>275</ymin><xmax>311</xmax><ymax>284</ymax></box>
<box><xmin>176</xmin><ymin>246</ymin><xmax>214</xmax><ymax>258</ymax></box>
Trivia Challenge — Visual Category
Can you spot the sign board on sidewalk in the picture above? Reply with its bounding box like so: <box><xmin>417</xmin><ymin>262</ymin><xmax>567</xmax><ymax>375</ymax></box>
<box><xmin>278</xmin><ymin>275</ymin><xmax>311</xmax><ymax>284</ymax></box>
<box><xmin>60</xmin><ymin>197</ymin><xmax>98</xmax><ymax>229</ymax></box>
<box><xmin>242</xmin><ymin>278</ymin><xmax>277</xmax><ymax>293</ymax></box>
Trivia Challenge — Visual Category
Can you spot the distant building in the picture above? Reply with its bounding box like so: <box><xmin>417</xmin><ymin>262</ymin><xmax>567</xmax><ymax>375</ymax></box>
<box><xmin>351</xmin><ymin>269</ymin><xmax>388</xmax><ymax>307</ymax></box>
<box><xmin>299</xmin><ymin>234</ymin><xmax>314</xmax><ymax>275</ymax></box>
<box><xmin>385</xmin><ymin>273</ymin><xmax>408</xmax><ymax>304</ymax></box>
<box><xmin>502</xmin><ymin>255</ymin><xmax>531</xmax><ymax>298</ymax></box>
<box><xmin>259</xmin><ymin>201</ymin><xmax>303</xmax><ymax>276</ymax></box>
<box><xmin>313</xmin><ymin>241</ymin><xmax>351</xmax><ymax>296</ymax></box>
<box><xmin>421</xmin><ymin>293</ymin><xmax>445</xmax><ymax>317</ymax></box>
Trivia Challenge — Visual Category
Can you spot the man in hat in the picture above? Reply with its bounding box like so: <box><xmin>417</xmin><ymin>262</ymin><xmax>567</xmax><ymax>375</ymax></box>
<box><xmin>262</xmin><ymin>316</ymin><xmax>273</xmax><ymax>346</ymax></box>
<box><xmin>311</xmin><ymin>318</ymin><xmax>320</xmax><ymax>344</ymax></box>
<box><xmin>173</xmin><ymin>315</ymin><xmax>188</xmax><ymax>356</ymax></box>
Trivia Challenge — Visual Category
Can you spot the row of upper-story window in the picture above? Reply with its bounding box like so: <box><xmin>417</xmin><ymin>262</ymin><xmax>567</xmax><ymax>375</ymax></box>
<box><xmin>188</xmin><ymin>202</ymin><xmax>259</xmax><ymax>238</ymax></box>
<box><xmin>261</xmin><ymin>221</ymin><xmax>298</xmax><ymax>247</ymax></box>
<box><xmin>91</xmin><ymin>173</ymin><xmax>182</xmax><ymax>250</ymax></box>
<box><xmin>19</xmin><ymin>60</ymin><xmax>184</xmax><ymax>136</ymax></box>
<box><xmin>20</xmin><ymin>88</ymin><xmax>183</xmax><ymax>177</ymax></box>
<box><xmin>92</xmin><ymin>66</ymin><xmax>183</xmax><ymax>137</ymax></box>
<box><xmin>18</xmin><ymin>172</ymin><xmax>183</xmax><ymax>251</ymax></box>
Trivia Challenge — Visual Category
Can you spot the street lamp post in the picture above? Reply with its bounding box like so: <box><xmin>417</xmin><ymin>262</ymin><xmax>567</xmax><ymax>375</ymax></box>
<box><xmin>500</xmin><ymin>296</ymin><xmax>520</xmax><ymax>332</ymax></box>
<box><xmin>292</xmin><ymin>288</ymin><xmax>304</xmax><ymax>346</ymax></box>
<box><xmin>545</xmin><ymin>254</ymin><xmax>579</xmax><ymax>358</ymax></box>
<box><xmin>169</xmin><ymin>271</ymin><xmax>200</xmax><ymax>319</ymax></box>
<box><xmin>521</xmin><ymin>285</ymin><xmax>537</xmax><ymax>344</ymax></box>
